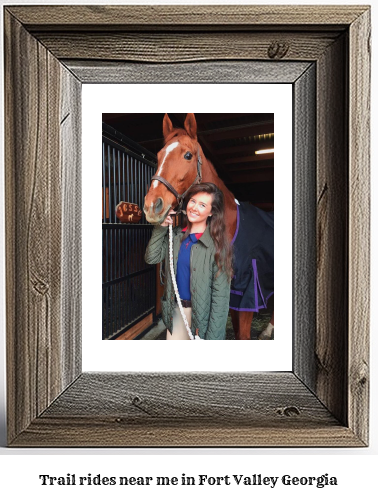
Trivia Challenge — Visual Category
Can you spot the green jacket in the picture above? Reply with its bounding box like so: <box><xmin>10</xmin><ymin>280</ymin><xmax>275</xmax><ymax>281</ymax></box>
<box><xmin>145</xmin><ymin>224</ymin><xmax>231</xmax><ymax>339</ymax></box>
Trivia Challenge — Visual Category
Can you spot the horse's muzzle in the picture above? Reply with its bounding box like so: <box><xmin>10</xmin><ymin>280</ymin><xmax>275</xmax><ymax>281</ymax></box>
<box><xmin>144</xmin><ymin>199</ymin><xmax>171</xmax><ymax>224</ymax></box>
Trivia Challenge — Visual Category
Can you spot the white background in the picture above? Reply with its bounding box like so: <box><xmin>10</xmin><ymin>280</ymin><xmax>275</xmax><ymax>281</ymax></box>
<box><xmin>0</xmin><ymin>0</ymin><xmax>377</xmax><ymax>498</ymax></box>
<box><xmin>82</xmin><ymin>83</ymin><xmax>292</xmax><ymax>371</ymax></box>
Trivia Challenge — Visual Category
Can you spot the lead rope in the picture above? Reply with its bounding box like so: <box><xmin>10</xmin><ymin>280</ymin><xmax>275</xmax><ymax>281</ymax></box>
<box><xmin>168</xmin><ymin>224</ymin><xmax>203</xmax><ymax>340</ymax></box>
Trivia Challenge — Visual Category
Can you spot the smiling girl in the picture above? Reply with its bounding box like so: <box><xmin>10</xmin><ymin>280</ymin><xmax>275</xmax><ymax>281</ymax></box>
<box><xmin>145</xmin><ymin>182</ymin><xmax>233</xmax><ymax>340</ymax></box>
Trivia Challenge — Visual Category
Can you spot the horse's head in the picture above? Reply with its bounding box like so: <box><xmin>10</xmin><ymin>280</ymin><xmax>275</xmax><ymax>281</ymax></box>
<box><xmin>144</xmin><ymin>113</ymin><xmax>202</xmax><ymax>224</ymax></box>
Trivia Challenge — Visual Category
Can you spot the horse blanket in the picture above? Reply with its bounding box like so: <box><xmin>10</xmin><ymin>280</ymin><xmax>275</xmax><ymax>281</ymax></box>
<box><xmin>230</xmin><ymin>202</ymin><xmax>274</xmax><ymax>312</ymax></box>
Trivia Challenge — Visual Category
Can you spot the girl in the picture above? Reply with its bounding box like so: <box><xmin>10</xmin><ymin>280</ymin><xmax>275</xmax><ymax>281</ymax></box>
<box><xmin>145</xmin><ymin>182</ymin><xmax>233</xmax><ymax>340</ymax></box>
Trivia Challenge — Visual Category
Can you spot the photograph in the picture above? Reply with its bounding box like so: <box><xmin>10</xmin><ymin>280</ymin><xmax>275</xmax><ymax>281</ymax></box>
<box><xmin>102</xmin><ymin>112</ymin><xmax>274</xmax><ymax>341</ymax></box>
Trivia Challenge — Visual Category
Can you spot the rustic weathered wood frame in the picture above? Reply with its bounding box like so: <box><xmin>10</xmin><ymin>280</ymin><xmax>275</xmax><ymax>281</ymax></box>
<box><xmin>4</xmin><ymin>5</ymin><xmax>370</xmax><ymax>447</ymax></box>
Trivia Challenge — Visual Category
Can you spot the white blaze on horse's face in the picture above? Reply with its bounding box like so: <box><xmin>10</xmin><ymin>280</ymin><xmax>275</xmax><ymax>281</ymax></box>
<box><xmin>151</xmin><ymin>141</ymin><xmax>179</xmax><ymax>189</ymax></box>
<box><xmin>144</xmin><ymin>131</ymin><xmax>198</xmax><ymax>224</ymax></box>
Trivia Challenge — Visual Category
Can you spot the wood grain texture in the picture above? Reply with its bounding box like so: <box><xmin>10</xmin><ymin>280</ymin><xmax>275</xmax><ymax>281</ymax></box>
<box><xmin>41</xmin><ymin>373</ymin><xmax>335</xmax><ymax>421</ymax></box>
<box><xmin>66</xmin><ymin>60</ymin><xmax>311</xmax><ymax>84</ymax></box>
<box><xmin>37</xmin><ymin>32</ymin><xmax>339</xmax><ymax>63</ymax></box>
<box><xmin>7</xmin><ymin>5</ymin><xmax>367</xmax><ymax>29</ymax></box>
<box><xmin>293</xmin><ymin>64</ymin><xmax>317</xmax><ymax>390</ymax></box>
<box><xmin>5</xmin><ymin>11</ymin><xmax>55</xmax><ymax>442</ymax></box>
<box><xmin>316</xmin><ymin>34</ymin><xmax>349</xmax><ymax>427</ymax></box>
<box><xmin>348</xmin><ymin>9</ymin><xmax>371</xmax><ymax>445</ymax></box>
<box><xmin>4</xmin><ymin>11</ymin><xmax>81</xmax><ymax>444</ymax></box>
<box><xmin>4</xmin><ymin>5</ymin><xmax>370</xmax><ymax>447</ymax></box>
<box><xmin>11</xmin><ymin>419</ymin><xmax>363</xmax><ymax>448</ymax></box>
<box><xmin>60</xmin><ymin>63</ymin><xmax>82</xmax><ymax>387</ymax></box>
<box><xmin>11</xmin><ymin>373</ymin><xmax>363</xmax><ymax>447</ymax></box>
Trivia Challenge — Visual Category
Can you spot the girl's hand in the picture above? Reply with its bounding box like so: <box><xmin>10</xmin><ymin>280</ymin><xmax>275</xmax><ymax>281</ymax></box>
<box><xmin>161</xmin><ymin>210</ymin><xmax>176</xmax><ymax>227</ymax></box>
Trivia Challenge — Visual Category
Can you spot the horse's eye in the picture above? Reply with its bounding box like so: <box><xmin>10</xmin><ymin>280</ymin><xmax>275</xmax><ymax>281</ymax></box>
<box><xmin>184</xmin><ymin>152</ymin><xmax>193</xmax><ymax>160</ymax></box>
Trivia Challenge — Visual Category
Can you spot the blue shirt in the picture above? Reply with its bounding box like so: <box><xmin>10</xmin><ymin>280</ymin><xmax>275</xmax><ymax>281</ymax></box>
<box><xmin>176</xmin><ymin>230</ymin><xmax>203</xmax><ymax>301</ymax></box>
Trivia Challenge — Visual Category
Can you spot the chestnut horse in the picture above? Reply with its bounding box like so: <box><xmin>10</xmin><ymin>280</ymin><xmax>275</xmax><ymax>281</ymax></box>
<box><xmin>144</xmin><ymin>113</ymin><xmax>273</xmax><ymax>340</ymax></box>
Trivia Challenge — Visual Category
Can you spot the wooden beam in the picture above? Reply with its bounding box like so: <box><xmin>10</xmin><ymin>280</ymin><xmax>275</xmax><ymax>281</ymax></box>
<box><xmin>199</xmin><ymin>122</ymin><xmax>273</xmax><ymax>141</ymax></box>
<box><xmin>227</xmin><ymin>168</ymin><xmax>274</xmax><ymax>183</ymax></box>
<box><xmin>196</xmin><ymin>113</ymin><xmax>274</xmax><ymax>126</ymax></box>
<box><xmin>223</xmin><ymin>153</ymin><xmax>274</xmax><ymax>165</ymax></box>
<box><xmin>218</xmin><ymin>139</ymin><xmax>274</xmax><ymax>154</ymax></box>
<box><xmin>116</xmin><ymin>314</ymin><xmax>153</xmax><ymax>340</ymax></box>
<box><xmin>223</xmin><ymin>160</ymin><xmax>274</xmax><ymax>172</ymax></box>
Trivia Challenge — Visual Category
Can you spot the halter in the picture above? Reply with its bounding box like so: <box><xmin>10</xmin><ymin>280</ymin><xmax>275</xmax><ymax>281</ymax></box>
<box><xmin>151</xmin><ymin>146</ymin><xmax>203</xmax><ymax>214</ymax></box>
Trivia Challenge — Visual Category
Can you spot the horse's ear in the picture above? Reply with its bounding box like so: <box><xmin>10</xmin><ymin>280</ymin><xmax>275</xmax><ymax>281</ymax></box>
<box><xmin>184</xmin><ymin>113</ymin><xmax>197</xmax><ymax>140</ymax></box>
<box><xmin>162</xmin><ymin>113</ymin><xmax>174</xmax><ymax>141</ymax></box>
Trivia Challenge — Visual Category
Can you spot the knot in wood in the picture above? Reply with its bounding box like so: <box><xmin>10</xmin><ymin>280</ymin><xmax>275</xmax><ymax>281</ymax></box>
<box><xmin>276</xmin><ymin>406</ymin><xmax>300</xmax><ymax>417</ymax></box>
<box><xmin>33</xmin><ymin>279</ymin><xmax>49</xmax><ymax>295</ymax></box>
<box><xmin>268</xmin><ymin>41</ymin><xmax>289</xmax><ymax>59</ymax></box>
<box><xmin>359</xmin><ymin>376</ymin><xmax>367</xmax><ymax>387</ymax></box>
<box><xmin>130</xmin><ymin>394</ymin><xmax>152</xmax><ymax>415</ymax></box>
<box><xmin>355</xmin><ymin>361</ymin><xmax>368</xmax><ymax>389</ymax></box>
<box><xmin>131</xmin><ymin>395</ymin><xmax>142</xmax><ymax>406</ymax></box>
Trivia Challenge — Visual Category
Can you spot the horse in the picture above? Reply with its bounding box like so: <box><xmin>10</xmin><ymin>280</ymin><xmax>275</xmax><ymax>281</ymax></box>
<box><xmin>143</xmin><ymin>113</ymin><xmax>274</xmax><ymax>340</ymax></box>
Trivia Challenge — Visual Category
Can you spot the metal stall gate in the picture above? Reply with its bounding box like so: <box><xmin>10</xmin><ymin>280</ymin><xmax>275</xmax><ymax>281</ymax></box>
<box><xmin>102</xmin><ymin>123</ymin><xmax>157</xmax><ymax>340</ymax></box>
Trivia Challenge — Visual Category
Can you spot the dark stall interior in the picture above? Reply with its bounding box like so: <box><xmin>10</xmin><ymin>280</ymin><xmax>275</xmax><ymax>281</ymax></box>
<box><xmin>102</xmin><ymin>113</ymin><xmax>274</xmax><ymax>340</ymax></box>
<box><xmin>102</xmin><ymin>113</ymin><xmax>274</xmax><ymax>208</ymax></box>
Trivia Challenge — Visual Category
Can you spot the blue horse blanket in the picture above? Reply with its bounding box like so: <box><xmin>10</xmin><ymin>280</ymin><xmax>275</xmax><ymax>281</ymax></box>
<box><xmin>230</xmin><ymin>202</ymin><xmax>274</xmax><ymax>312</ymax></box>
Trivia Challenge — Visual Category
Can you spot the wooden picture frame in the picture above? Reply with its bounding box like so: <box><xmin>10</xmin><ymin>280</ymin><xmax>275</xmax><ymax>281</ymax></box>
<box><xmin>4</xmin><ymin>5</ymin><xmax>370</xmax><ymax>447</ymax></box>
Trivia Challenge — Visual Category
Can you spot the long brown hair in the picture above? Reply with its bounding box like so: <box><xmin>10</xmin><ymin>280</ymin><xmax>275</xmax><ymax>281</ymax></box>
<box><xmin>181</xmin><ymin>182</ymin><xmax>233</xmax><ymax>281</ymax></box>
